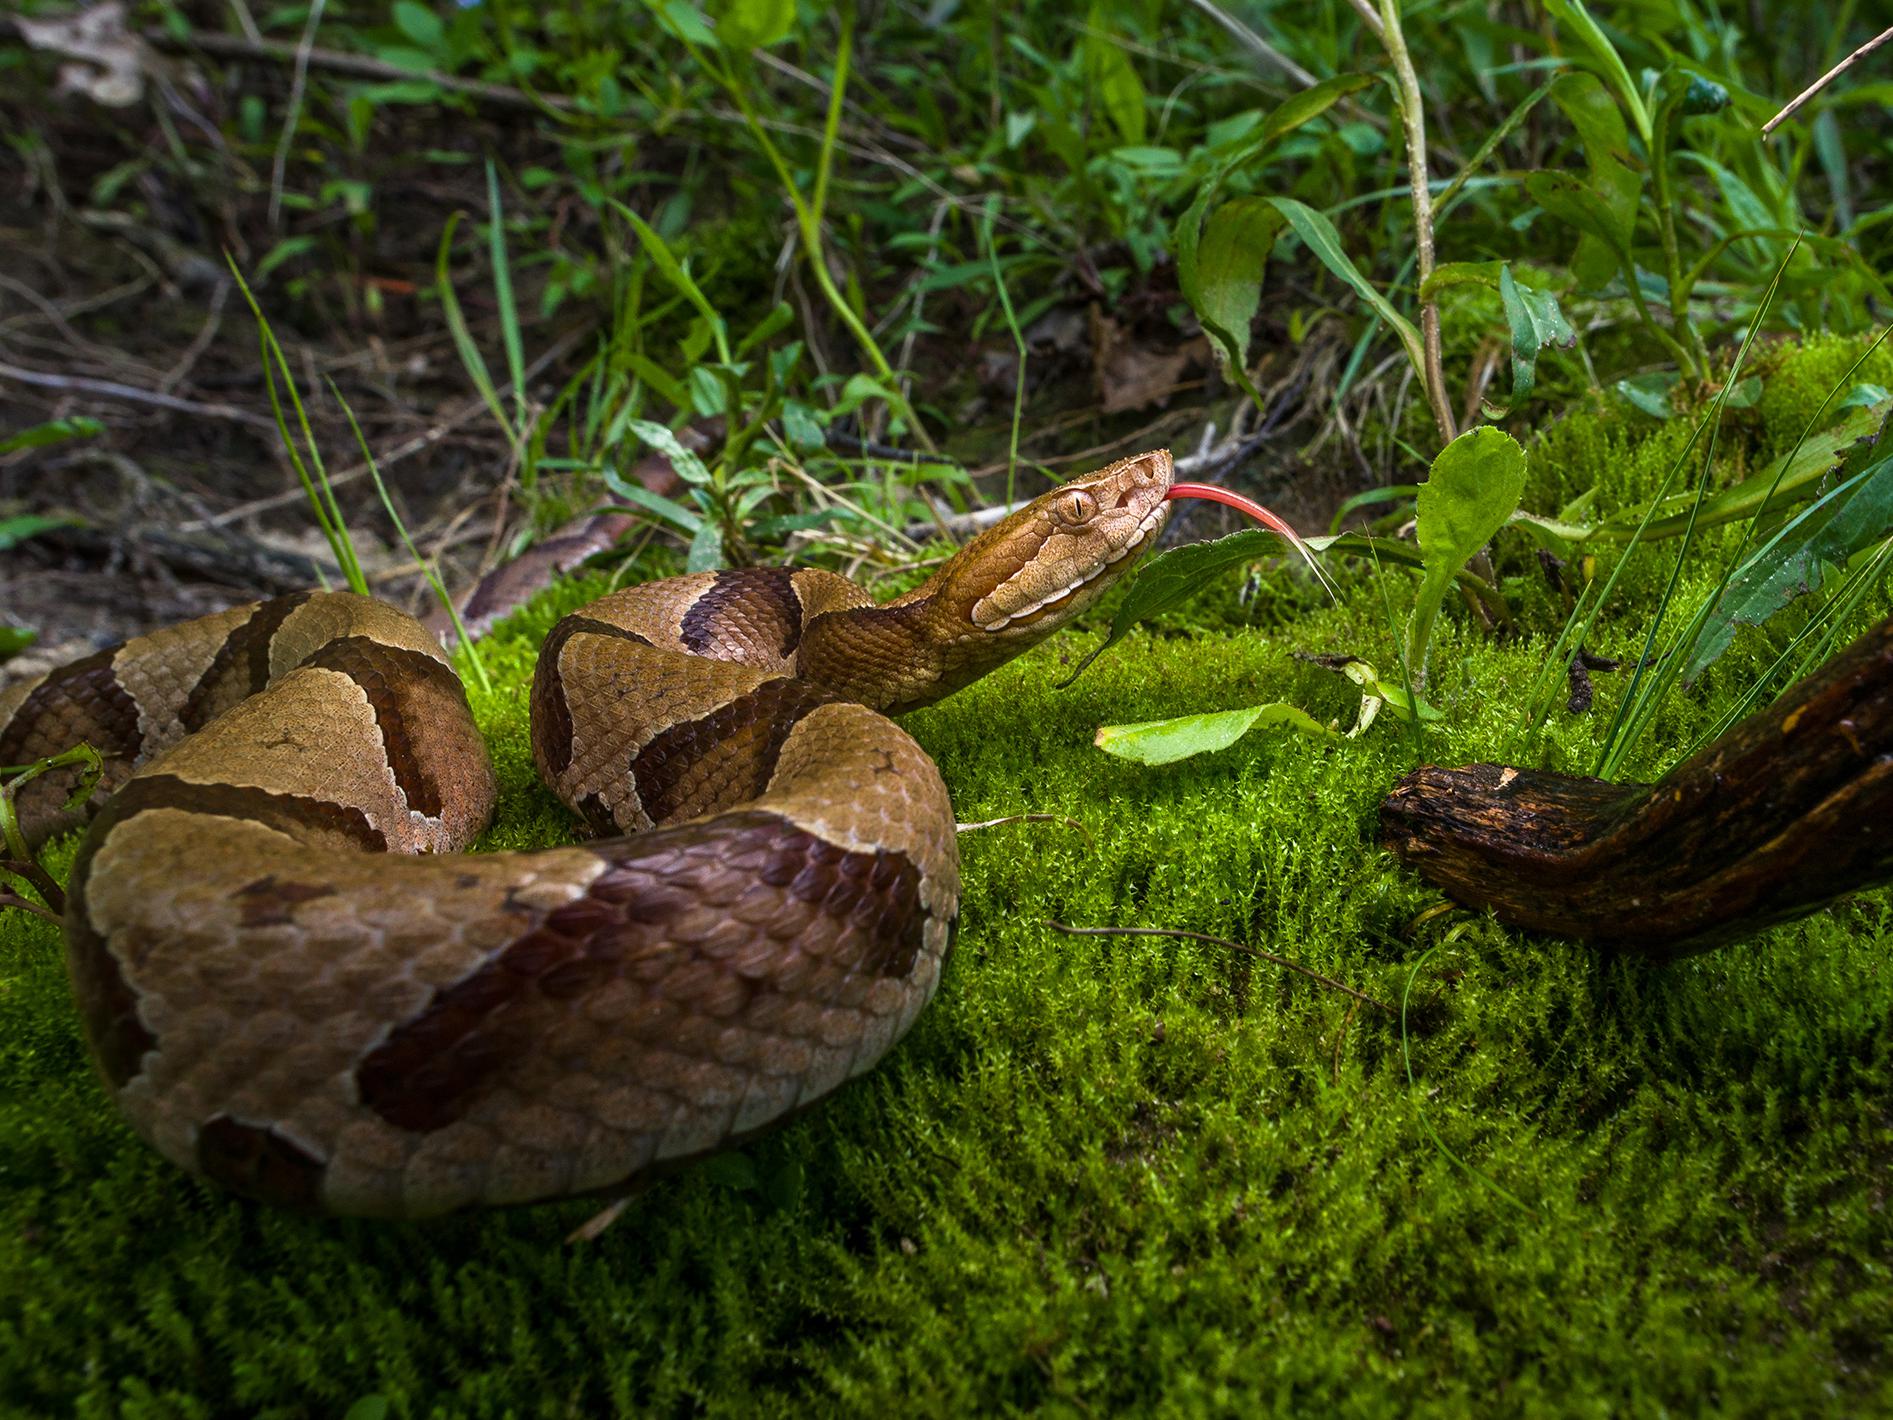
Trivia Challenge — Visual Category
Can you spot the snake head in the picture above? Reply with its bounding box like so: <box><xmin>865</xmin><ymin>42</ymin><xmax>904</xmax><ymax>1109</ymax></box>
<box><xmin>926</xmin><ymin>448</ymin><xmax>1175</xmax><ymax>639</ymax></box>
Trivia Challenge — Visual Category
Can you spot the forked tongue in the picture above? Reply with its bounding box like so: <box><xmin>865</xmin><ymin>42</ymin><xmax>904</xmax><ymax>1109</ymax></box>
<box><xmin>1164</xmin><ymin>481</ymin><xmax>1333</xmax><ymax>593</ymax></box>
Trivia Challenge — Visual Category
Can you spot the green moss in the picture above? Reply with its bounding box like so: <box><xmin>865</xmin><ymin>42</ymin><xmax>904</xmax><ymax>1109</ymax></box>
<box><xmin>4</xmin><ymin>369</ymin><xmax>1891</xmax><ymax>1415</ymax></box>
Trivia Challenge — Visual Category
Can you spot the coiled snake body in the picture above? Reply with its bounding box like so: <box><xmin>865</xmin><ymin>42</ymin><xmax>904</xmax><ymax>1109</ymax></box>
<box><xmin>1</xmin><ymin>452</ymin><xmax>1176</xmax><ymax>1217</ymax></box>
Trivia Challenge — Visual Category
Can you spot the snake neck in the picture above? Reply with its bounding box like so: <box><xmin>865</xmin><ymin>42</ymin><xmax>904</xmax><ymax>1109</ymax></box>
<box><xmin>793</xmin><ymin>593</ymin><xmax>1002</xmax><ymax>716</ymax></box>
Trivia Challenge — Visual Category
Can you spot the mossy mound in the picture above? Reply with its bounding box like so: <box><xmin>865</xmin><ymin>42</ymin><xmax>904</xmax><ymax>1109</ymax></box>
<box><xmin>3</xmin><ymin>340</ymin><xmax>1890</xmax><ymax>1415</ymax></box>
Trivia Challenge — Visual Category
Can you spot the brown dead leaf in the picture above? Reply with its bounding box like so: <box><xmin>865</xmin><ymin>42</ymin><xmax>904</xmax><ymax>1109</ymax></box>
<box><xmin>1090</xmin><ymin>309</ymin><xmax>1206</xmax><ymax>414</ymax></box>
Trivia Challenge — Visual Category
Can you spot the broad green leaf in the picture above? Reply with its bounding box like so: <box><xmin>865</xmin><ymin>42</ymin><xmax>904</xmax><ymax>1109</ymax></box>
<box><xmin>1187</xmin><ymin>197</ymin><xmax>1283</xmax><ymax>376</ymax></box>
<box><xmin>1683</xmin><ymin>433</ymin><xmax>1893</xmax><ymax>680</ymax></box>
<box><xmin>626</xmin><ymin>418</ymin><xmax>713</xmax><ymax>486</ymax></box>
<box><xmin>1170</xmin><ymin>78</ymin><xmax>1365</xmax><ymax>390</ymax></box>
<box><xmin>1060</xmin><ymin>527</ymin><xmax>1315</xmax><ymax>685</ymax></box>
<box><xmin>687</xmin><ymin>364</ymin><xmax>728</xmax><ymax>417</ymax></box>
<box><xmin>713</xmin><ymin>0</ymin><xmax>795</xmax><ymax>49</ymax></box>
<box><xmin>392</xmin><ymin>1</ymin><xmax>443</xmax><ymax>52</ymax></box>
<box><xmin>1094</xmin><ymin>703</ymin><xmax>1337</xmax><ymax>765</ymax></box>
<box><xmin>642</xmin><ymin>0</ymin><xmax>719</xmax><ymax>46</ymax></box>
<box><xmin>1490</xmin><ymin>265</ymin><xmax>1575</xmax><ymax>414</ymax></box>
<box><xmin>0</xmin><ymin>625</ymin><xmax>37</xmax><ymax>658</ymax></box>
<box><xmin>1542</xmin><ymin>72</ymin><xmax>1641</xmax><ymax>291</ymax></box>
<box><xmin>1548</xmin><ymin>70</ymin><xmax>1630</xmax><ymax>171</ymax></box>
<box><xmin>1083</xmin><ymin>26</ymin><xmax>1147</xmax><ymax>147</ymax></box>
<box><xmin>1525</xmin><ymin>170</ymin><xmax>1637</xmax><ymax>293</ymax></box>
<box><xmin>686</xmin><ymin>519</ymin><xmax>725</xmax><ymax>573</ymax></box>
<box><xmin>0</xmin><ymin>416</ymin><xmax>103</xmax><ymax>456</ymax></box>
<box><xmin>781</xmin><ymin>399</ymin><xmax>825</xmax><ymax>450</ymax></box>
<box><xmin>1408</xmin><ymin>427</ymin><xmax>1528</xmax><ymax>680</ymax></box>
<box><xmin>1266</xmin><ymin>197</ymin><xmax>1424</xmax><ymax>384</ymax></box>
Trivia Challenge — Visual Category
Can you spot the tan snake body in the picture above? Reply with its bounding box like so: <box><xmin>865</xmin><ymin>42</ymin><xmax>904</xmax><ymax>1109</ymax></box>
<box><xmin>0</xmin><ymin>451</ymin><xmax>1175</xmax><ymax>1217</ymax></box>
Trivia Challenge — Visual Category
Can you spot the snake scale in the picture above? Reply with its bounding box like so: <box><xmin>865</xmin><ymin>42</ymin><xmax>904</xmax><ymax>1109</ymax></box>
<box><xmin>1</xmin><ymin>450</ymin><xmax>1184</xmax><ymax>1217</ymax></box>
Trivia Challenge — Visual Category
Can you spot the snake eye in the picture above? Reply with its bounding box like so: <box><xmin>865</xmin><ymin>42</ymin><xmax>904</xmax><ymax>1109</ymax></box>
<box><xmin>1052</xmin><ymin>488</ymin><xmax>1098</xmax><ymax>527</ymax></box>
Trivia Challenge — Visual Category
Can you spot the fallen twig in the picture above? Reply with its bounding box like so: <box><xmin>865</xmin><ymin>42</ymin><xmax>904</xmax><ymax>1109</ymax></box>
<box><xmin>0</xmin><ymin>358</ymin><xmax>278</xmax><ymax>430</ymax></box>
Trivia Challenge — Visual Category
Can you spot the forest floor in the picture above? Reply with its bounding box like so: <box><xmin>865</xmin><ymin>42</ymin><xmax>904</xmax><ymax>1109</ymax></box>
<box><xmin>3</xmin><ymin>337</ymin><xmax>1890</xmax><ymax>1416</ymax></box>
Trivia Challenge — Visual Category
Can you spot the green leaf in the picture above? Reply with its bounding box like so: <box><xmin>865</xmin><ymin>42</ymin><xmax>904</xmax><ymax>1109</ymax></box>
<box><xmin>781</xmin><ymin>399</ymin><xmax>824</xmax><ymax>451</ymax></box>
<box><xmin>1614</xmin><ymin>372</ymin><xmax>1679</xmax><ymax>419</ymax></box>
<box><xmin>1683</xmin><ymin>436</ymin><xmax>1893</xmax><ymax>680</ymax></box>
<box><xmin>1257</xmin><ymin>72</ymin><xmax>1374</xmax><ymax>146</ymax></box>
<box><xmin>686</xmin><ymin>519</ymin><xmax>725</xmax><ymax>573</ymax></box>
<box><xmin>0</xmin><ymin>625</ymin><xmax>37</xmax><ymax>658</ymax></box>
<box><xmin>612</xmin><ymin>201</ymin><xmax>731</xmax><ymax>363</ymax></box>
<box><xmin>392</xmin><ymin>0</ymin><xmax>443</xmax><ymax>53</ymax></box>
<box><xmin>1083</xmin><ymin>25</ymin><xmax>1146</xmax><ymax>147</ymax></box>
<box><xmin>1592</xmin><ymin>397</ymin><xmax>1889</xmax><ymax>542</ymax></box>
<box><xmin>1408</xmin><ymin>428</ymin><xmax>1528</xmax><ymax>680</ymax></box>
<box><xmin>1489</xmin><ymin>266</ymin><xmax>1575</xmax><ymax>415</ymax></box>
<box><xmin>1312</xmin><ymin>655</ymin><xmax>1446</xmax><ymax>724</ymax></box>
<box><xmin>254</xmin><ymin>234</ymin><xmax>317</xmax><ymax>283</ymax></box>
<box><xmin>626</xmin><ymin>419</ymin><xmax>713</xmax><ymax>486</ymax></box>
<box><xmin>1418</xmin><ymin>261</ymin><xmax>1505</xmax><ymax>300</ymax></box>
<box><xmin>0</xmin><ymin>514</ymin><xmax>76</xmax><ymax>551</ymax></box>
<box><xmin>0</xmin><ymin>416</ymin><xmax>103</xmax><ymax>456</ymax></box>
<box><xmin>1540</xmin><ymin>72</ymin><xmax>1642</xmax><ymax>291</ymax></box>
<box><xmin>1094</xmin><ymin>702</ymin><xmax>1338</xmax><ymax>765</ymax></box>
<box><xmin>600</xmin><ymin>471</ymin><xmax>703</xmax><ymax>533</ymax></box>
<box><xmin>484</xmin><ymin>161</ymin><xmax>526</xmax><ymax>434</ymax></box>
<box><xmin>642</xmin><ymin>0</ymin><xmax>720</xmax><ymax>46</ymax></box>
<box><xmin>1061</xmin><ymin>527</ymin><xmax>1313</xmax><ymax>686</ymax></box>
<box><xmin>1185</xmin><ymin>197</ymin><xmax>1283</xmax><ymax>377</ymax></box>
<box><xmin>1266</xmin><ymin>198</ymin><xmax>1425</xmax><ymax>389</ymax></box>
<box><xmin>712</xmin><ymin>0</ymin><xmax>795</xmax><ymax>50</ymax></box>
<box><xmin>1525</xmin><ymin>170</ymin><xmax>1637</xmax><ymax>294</ymax></box>
<box><xmin>1542</xmin><ymin>0</ymin><xmax>1651</xmax><ymax>145</ymax></box>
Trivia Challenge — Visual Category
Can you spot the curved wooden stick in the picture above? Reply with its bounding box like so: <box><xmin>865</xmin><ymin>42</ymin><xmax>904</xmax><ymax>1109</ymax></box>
<box><xmin>1379</xmin><ymin>614</ymin><xmax>1893</xmax><ymax>958</ymax></box>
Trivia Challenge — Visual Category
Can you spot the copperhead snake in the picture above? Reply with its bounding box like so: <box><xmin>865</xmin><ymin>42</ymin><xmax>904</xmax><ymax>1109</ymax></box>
<box><xmin>2</xmin><ymin>449</ymin><xmax>1211</xmax><ymax>1218</ymax></box>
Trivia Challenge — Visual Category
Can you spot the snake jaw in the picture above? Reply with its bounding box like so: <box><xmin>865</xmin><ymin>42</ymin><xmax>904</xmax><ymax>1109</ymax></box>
<box><xmin>946</xmin><ymin>449</ymin><xmax>1175</xmax><ymax>636</ymax></box>
<box><xmin>972</xmin><ymin>507</ymin><xmax>1166</xmax><ymax>631</ymax></box>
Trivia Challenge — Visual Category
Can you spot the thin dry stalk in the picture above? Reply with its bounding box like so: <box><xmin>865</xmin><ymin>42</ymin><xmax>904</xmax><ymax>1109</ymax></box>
<box><xmin>1763</xmin><ymin>23</ymin><xmax>1893</xmax><ymax>138</ymax></box>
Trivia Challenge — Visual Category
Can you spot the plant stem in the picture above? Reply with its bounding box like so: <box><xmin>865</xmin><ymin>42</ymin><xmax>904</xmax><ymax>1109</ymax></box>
<box><xmin>1370</xmin><ymin>0</ymin><xmax>1456</xmax><ymax>446</ymax></box>
<box><xmin>1648</xmin><ymin>154</ymin><xmax>1709</xmax><ymax>378</ymax></box>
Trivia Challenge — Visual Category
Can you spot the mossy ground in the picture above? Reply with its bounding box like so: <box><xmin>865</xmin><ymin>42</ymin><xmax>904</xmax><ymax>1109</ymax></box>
<box><xmin>4</xmin><ymin>340</ymin><xmax>1891</xmax><ymax>1416</ymax></box>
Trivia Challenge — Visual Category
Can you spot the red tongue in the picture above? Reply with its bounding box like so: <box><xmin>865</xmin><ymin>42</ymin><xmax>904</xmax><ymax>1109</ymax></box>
<box><xmin>1164</xmin><ymin>481</ymin><xmax>1303</xmax><ymax>541</ymax></box>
